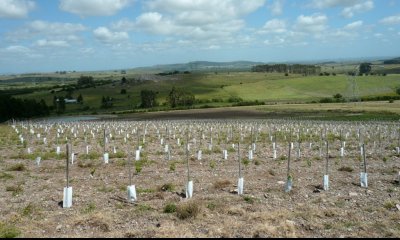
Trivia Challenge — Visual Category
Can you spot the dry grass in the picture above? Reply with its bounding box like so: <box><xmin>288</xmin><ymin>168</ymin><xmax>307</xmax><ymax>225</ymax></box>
<box><xmin>176</xmin><ymin>201</ymin><xmax>201</xmax><ymax>220</ymax></box>
<box><xmin>213</xmin><ymin>179</ymin><xmax>232</xmax><ymax>189</ymax></box>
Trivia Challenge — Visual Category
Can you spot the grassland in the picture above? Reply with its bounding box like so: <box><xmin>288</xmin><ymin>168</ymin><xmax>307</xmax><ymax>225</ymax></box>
<box><xmin>6</xmin><ymin>71</ymin><xmax>400</xmax><ymax>117</ymax></box>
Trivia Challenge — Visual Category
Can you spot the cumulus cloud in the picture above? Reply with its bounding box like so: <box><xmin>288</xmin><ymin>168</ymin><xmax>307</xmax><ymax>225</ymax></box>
<box><xmin>268</xmin><ymin>0</ymin><xmax>284</xmax><ymax>16</ymax></box>
<box><xmin>295</xmin><ymin>14</ymin><xmax>328</xmax><ymax>33</ymax></box>
<box><xmin>341</xmin><ymin>0</ymin><xmax>373</xmax><ymax>18</ymax></box>
<box><xmin>0</xmin><ymin>45</ymin><xmax>42</xmax><ymax>58</ymax></box>
<box><xmin>35</xmin><ymin>39</ymin><xmax>70</xmax><ymax>48</ymax></box>
<box><xmin>93</xmin><ymin>27</ymin><xmax>129</xmax><ymax>44</ymax></box>
<box><xmin>380</xmin><ymin>14</ymin><xmax>400</xmax><ymax>25</ymax></box>
<box><xmin>344</xmin><ymin>20</ymin><xmax>363</xmax><ymax>29</ymax></box>
<box><xmin>259</xmin><ymin>19</ymin><xmax>287</xmax><ymax>34</ymax></box>
<box><xmin>310</xmin><ymin>0</ymin><xmax>361</xmax><ymax>8</ymax></box>
<box><xmin>59</xmin><ymin>0</ymin><xmax>132</xmax><ymax>17</ymax></box>
<box><xmin>0</xmin><ymin>0</ymin><xmax>35</xmax><ymax>18</ymax></box>
<box><xmin>112</xmin><ymin>0</ymin><xmax>265</xmax><ymax>44</ymax></box>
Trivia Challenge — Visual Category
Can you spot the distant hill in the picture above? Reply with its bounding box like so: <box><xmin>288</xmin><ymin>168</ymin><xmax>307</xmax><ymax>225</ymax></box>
<box><xmin>383</xmin><ymin>57</ymin><xmax>400</xmax><ymax>64</ymax></box>
<box><xmin>132</xmin><ymin>61</ymin><xmax>265</xmax><ymax>73</ymax></box>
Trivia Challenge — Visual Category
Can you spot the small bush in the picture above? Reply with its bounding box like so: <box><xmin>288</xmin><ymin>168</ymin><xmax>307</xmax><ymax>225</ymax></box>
<box><xmin>7</xmin><ymin>163</ymin><xmax>26</xmax><ymax>172</ymax></box>
<box><xmin>213</xmin><ymin>180</ymin><xmax>232</xmax><ymax>189</ymax></box>
<box><xmin>243</xmin><ymin>196</ymin><xmax>255</xmax><ymax>204</ymax></box>
<box><xmin>0</xmin><ymin>172</ymin><xmax>14</xmax><ymax>180</ymax></box>
<box><xmin>176</xmin><ymin>201</ymin><xmax>200</xmax><ymax>220</ymax></box>
<box><xmin>169</xmin><ymin>163</ymin><xmax>176</xmax><ymax>172</ymax></box>
<box><xmin>164</xmin><ymin>203</ymin><xmax>177</xmax><ymax>213</ymax></box>
<box><xmin>160</xmin><ymin>183</ymin><xmax>175</xmax><ymax>192</ymax></box>
<box><xmin>0</xmin><ymin>222</ymin><xmax>20</xmax><ymax>238</ymax></box>
<box><xmin>338</xmin><ymin>166</ymin><xmax>354</xmax><ymax>172</ymax></box>
<box><xmin>82</xmin><ymin>202</ymin><xmax>96</xmax><ymax>214</ymax></box>
<box><xmin>383</xmin><ymin>200</ymin><xmax>396</xmax><ymax>210</ymax></box>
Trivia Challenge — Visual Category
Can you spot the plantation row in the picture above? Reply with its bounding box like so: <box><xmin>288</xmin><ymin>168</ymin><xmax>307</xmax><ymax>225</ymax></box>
<box><xmin>5</xmin><ymin>119</ymin><xmax>399</xmax><ymax>206</ymax></box>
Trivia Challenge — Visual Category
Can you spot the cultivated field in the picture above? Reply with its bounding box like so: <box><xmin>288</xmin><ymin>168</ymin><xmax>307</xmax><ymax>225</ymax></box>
<box><xmin>1</xmin><ymin>119</ymin><xmax>400</xmax><ymax>237</ymax></box>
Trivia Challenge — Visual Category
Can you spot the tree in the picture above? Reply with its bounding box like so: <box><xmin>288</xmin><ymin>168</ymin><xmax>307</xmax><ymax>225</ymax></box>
<box><xmin>120</xmin><ymin>89</ymin><xmax>127</xmax><ymax>94</ymax></box>
<box><xmin>121</xmin><ymin>77</ymin><xmax>127</xmax><ymax>85</ymax></box>
<box><xmin>396</xmin><ymin>87</ymin><xmax>400</xmax><ymax>95</ymax></box>
<box><xmin>166</xmin><ymin>87</ymin><xmax>195</xmax><ymax>108</ymax></box>
<box><xmin>77</xmin><ymin>76</ymin><xmax>94</xmax><ymax>88</ymax></box>
<box><xmin>140</xmin><ymin>90</ymin><xmax>158</xmax><ymax>108</ymax></box>
<box><xmin>77</xmin><ymin>94</ymin><xmax>83</xmax><ymax>104</ymax></box>
<box><xmin>101</xmin><ymin>96</ymin><xmax>113</xmax><ymax>109</ymax></box>
<box><xmin>359</xmin><ymin>63</ymin><xmax>372</xmax><ymax>75</ymax></box>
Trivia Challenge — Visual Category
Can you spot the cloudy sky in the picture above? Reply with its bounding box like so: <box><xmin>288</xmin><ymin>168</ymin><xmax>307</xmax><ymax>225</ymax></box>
<box><xmin>0</xmin><ymin>0</ymin><xmax>399</xmax><ymax>74</ymax></box>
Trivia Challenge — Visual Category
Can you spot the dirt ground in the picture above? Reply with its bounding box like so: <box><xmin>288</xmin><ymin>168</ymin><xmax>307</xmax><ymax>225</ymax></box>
<box><xmin>0</xmin><ymin>120</ymin><xmax>399</xmax><ymax>238</ymax></box>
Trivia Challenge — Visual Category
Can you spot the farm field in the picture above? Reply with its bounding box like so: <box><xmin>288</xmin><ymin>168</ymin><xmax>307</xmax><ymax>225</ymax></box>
<box><xmin>7</xmin><ymin>72</ymin><xmax>400</xmax><ymax>116</ymax></box>
<box><xmin>1</xmin><ymin>119</ymin><xmax>400</xmax><ymax>238</ymax></box>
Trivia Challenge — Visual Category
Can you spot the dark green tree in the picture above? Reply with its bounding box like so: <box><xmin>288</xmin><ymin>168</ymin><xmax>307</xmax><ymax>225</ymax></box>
<box><xmin>359</xmin><ymin>63</ymin><xmax>372</xmax><ymax>75</ymax></box>
<box><xmin>140</xmin><ymin>90</ymin><xmax>158</xmax><ymax>108</ymax></box>
<box><xmin>77</xmin><ymin>94</ymin><xmax>83</xmax><ymax>104</ymax></box>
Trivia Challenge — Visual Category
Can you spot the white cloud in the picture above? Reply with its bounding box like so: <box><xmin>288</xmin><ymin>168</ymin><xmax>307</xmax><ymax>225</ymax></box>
<box><xmin>6</xmin><ymin>20</ymin><xmax>87</xmax><ymax>44</ymax></box>
<box><xmin>268</xmin><ymin>0</ymin><xmax>284</xmax><ymax>16</ymax></box>
<box><xmin>374</xmin><ymin>33</ymin><xmax>383</xmax><ymax>38</ymax></box>
<box><xmin>0</xmin><ymin>45</ymin><xmax>42</xmax><ymax>58</ymax></box>
<box><xmin>59</xmin><ymin>0</ymin><xmax>132</xmax><ymax>17</ymax></box>
<box><xmin>344</xmin><ymin>20</ymin><xmax>363</xmax><ymax>29</ymax></box>
<box><xmin>111</xmin><ymin>0</ymin><xmax>265</xmax><ymax>45</ymax></box>
<box><xmin>93</xmin><ymin>27</ymin><xmax>129</xmax><ymax>44</ymax></box>
<box><xmin>380</xmin><ymin>14</ymin><xmax>400</xmax><ymax>25</ymax></box>
<box><xmin>341</xmin><ymin>0</ymin><xmax>373</xmax><ymax>18</ymax></box>
<box><xmin>295</xmin><ymin>14</ymin><xmax>328</xmax><ymax>32</ymax></box>
<box><xmin>28</xmin><ymin>20</ymin><xmax>86</xmax><ymax>35</ymax></box>
<box><xmin>311</xmin><ymin>0</ymin><xmax>361</xmax><ymax>8</ymax></box>
<box><xmin>259</xmin><ymin>19</ymin><xmax>287</xmax><ymax>34</ymax></box>
<box><xmin>0</xmin><ymin>0</ymin><xmax>35</xmax><ymax>18</ymax></box>
<box><xmin>35</xmin><ymin>39</ymin><xmax>70</xmax><ymax>48</ymax></box>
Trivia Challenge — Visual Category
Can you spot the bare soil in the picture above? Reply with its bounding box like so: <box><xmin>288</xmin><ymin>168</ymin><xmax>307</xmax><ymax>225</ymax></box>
<box><xmin>0</xmin><ymin>120</ymin><xmax>400</xmax><ymax>238</ymax></box>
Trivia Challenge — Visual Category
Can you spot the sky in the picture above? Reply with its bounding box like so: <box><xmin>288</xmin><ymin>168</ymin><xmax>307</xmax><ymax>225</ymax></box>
<box><xmin>0</xmin><ymin>0</ymin><xmax>399</xmax><ymax>74</ymax></box>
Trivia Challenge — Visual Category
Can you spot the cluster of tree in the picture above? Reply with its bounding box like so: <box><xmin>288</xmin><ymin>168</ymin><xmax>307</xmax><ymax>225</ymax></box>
<box><xmin>251</xmin><ymin>64</ymin><xmax>321</xmax><ymax>75</ymax></box>
<box><xmin>156</xmin><ymin>71</ymin><xmax>190</xmax><ymax>76</ymax></box>
<box><xmin>101</xmin><ymin>96</ymin><xmax>113</xmax><ymax>109</ymax></box>
<box><xmin>359</xmin><ymin>63</ymin><xmax>372</xmax><ymax>74</ymax></box>
<box><xmin>319</xmin><ymin>93</ymin><xmax>345</xmax><ymax>103</ymax></box>
<box><xmin>383</xmin><ymin>58</ymin><xmax>400</xmax><ymax>64</ymax></box>
<box><xmin>166</xmin><ymin>87</ymin><xmax>195</xmax><ymax>108</ymax></box>
<box><xmin>140</xmin><ymin>90</ymin><xmax>158</xmax><ymax>108</ymax></box>
<box><xmin>0</xmin><ymin>95</ymin><xmax>49</xmax><ymax>122</ymax></box>
<box><xmin>319</xmin><ymin>72</ymin><xmax>336</xmax><ymax>76</ymax></box>
<box><xmin>77</xmin><ymin>76</ymin><xmax>95</xmax><ymax>88</ymax></box>
<box><xmin>53</xmin><ymin>96</ymin><xmax>66</xmax><ymax>114</ymax></box>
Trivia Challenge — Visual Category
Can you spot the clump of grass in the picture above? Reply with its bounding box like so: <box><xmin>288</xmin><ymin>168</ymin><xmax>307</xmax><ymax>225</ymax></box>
<box><xmin>268</xmin><ymin>169</ymin><xmax>276</xmax><ymax>176</ymax></box>
<box><xmin>243</xmin><ymin>195</ymin><xmax>255</xmax><ymax>204</ymax></box>
<box><xmin>159</xmin><ymin>183</ymin><xmax>175</xmax><ymax>192</ymax></box>
<box><xmin>135</xmin><ymin>161</ymin><xmax>143</xmax><ymax>174</ymax></box>
<box><xmin>242</xmin><ymin>159</ymin><xmax>250</xmax><ymax>166</ymax></box>
<box><xmin>254</xmin><ymin>159</ymin><xmax>261</xmax><ymax>166</ymax></box>
<box><xmin>213</xmin><ymin>180</ymin><xmax>231</xmax><ymax>189</ymax></box>
<box><xmin>0</xmin><ymin>172</ymin><xmax>14</xmax><ymax>180</ymax></box>
<box><xmin>206</xmin><ymin>202</ymin><xmax>217</xmax><ymax>211</ymax></box>
<box><xmin>163</xmin><ymin>203</ymin><xmax>177</xmax><ymax>213</ymax></box>
<box><xmin>82</xmin><ymin>152</ymin><xmax>100</xmax><ymax>160</ymax></box>
<box><xmin>6</xmin><ymin>185</ymin><xmax>23</xmax><ymax>196</ymax></box>
<box><xmin>136</xmin><ymin>188</ymin><xmax>155</xmax><ymax>194</ymax></box>
<box><xmin>209</xmin><ymin>160</ymin><xmax>216</xmax><ymax>169</ymax></box>
<box><xmin>82</xmin><ymin>202</ymin><xmax>96</xmax><ymax>214</ymax></box>
<box><xmin>383</xmin><ymin>200</ymin><xmax>396</xmax><ymax>210</ymax></box>
<box><xmin>78</xmin><ymin>161</ymin><xmax>94</xmax><ymax>169</ymax></box>
<box><xmin>338</xmin><ymin>166</ymin><xmax>354</xmax><ymax>172</ymax></box>
<box><xmin>169</xmin><ymin>162</ymin><xmax>176</xmax><ymax>172</ymax></box>
<box><xmin>0</xmin><ymin>222</ymin><xmax>20</xmax><ymax>238</ymax></box>
<box><xmin>21</xmin><ymin>203</ymin><xmax>39</xmax><ymax>217</ymax></box>
<box><xmin>7</xmin><ymin>163</ymin><xmax>26</xmax><ymax>172</ymax></box>
<box><xmin>176</xmin><ymin>201</ymin><xmax>200</xmax><ymax>220</ymax></box>
<box><xmin>136</xmin><ymin>204</ymin><xmax>153</xmax><ymax>212</ymax></box>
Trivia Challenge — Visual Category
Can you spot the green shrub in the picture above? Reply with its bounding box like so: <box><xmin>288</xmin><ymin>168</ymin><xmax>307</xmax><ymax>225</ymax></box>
<box><xmin>0</xmin><ymin>222</ymin><xmax>20</xmax><ymax>238</ymax></box>
<box><xmin>164</xmin><ymin>203</ymin><xmax>177</xmax><ymax>213</ymax></box>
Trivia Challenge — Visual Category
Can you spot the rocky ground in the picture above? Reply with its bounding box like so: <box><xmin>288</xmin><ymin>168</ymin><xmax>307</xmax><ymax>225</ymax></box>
<box><xmin>0</xmin><ymin>120</ymin><xmax>399</xmax><ymax>238</ymax></box>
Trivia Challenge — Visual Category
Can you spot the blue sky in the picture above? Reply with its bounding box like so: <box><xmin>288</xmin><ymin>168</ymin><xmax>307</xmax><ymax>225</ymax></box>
<box><xmin>0</xmin><ymin>0</ymin><xmax>399</xmax><ymax>74</ymax></box>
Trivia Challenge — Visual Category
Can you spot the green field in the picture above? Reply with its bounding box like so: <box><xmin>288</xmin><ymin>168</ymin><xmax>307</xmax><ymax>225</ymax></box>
<box><xmin>8</xmin><ymin>71</ymin><xmax>399</xmax><ymax>115</ymax></box>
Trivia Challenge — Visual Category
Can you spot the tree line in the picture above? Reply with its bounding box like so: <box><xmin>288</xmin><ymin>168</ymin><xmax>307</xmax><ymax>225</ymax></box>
<box><xmin>251</xmin><ymin>64</ymin><xmax>321</xmax><ymax>75</ymax></box>
<box><xmin>0</xmin><ymin>95</ymin><xmax>50</xmax><ymax>122</ymax></box>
